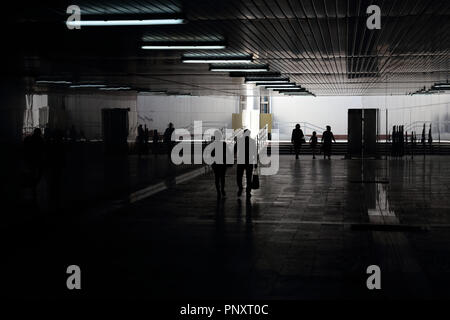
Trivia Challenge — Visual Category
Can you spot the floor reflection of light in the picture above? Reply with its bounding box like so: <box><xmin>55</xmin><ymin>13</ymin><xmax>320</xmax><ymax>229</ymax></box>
<box><xmin>368</xmin><ymin>183</ymin><xmax>399</xmax><ymax>225</ymax></box>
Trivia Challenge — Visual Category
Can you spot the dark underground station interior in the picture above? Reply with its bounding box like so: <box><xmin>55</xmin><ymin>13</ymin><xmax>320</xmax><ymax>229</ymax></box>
<box><xmin>1</xmin><ymin>0</ymin><xmax>450</xmax><ymax>309</ymax></box>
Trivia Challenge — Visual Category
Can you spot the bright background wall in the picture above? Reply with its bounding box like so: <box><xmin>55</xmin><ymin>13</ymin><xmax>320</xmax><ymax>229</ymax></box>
<box><xmin>29</xmin><ymin>92</ymin><xmax>450</xmax><ymax>141</ymax></box>
<box><xmin>271</xmin><ymin>94</ymin><xmax>450</xmax><ymax>140</ymax></box>
<box><xmin>271</xmin><ymin>96</ymin><xmax>363</xmax><ymax>139</ymax></box>
<box><xmin>136</xmin><ymin>95</ymin><xmax>239</xmax><ymax>132</ymax></box>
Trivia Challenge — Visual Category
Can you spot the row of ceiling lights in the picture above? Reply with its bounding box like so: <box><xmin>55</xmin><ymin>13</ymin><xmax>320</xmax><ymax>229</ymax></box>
<box><xmin>181</xmin><ymin>54</ymin><xmax>315</xmax><ymax>95</ymax></box>
<box><xmin>37</xmin><ymin>14</ymin><xmax>315</xmax><ymax>96</ymax></box>
<box><xmin>244</xmin><ymin>77</ymin><xmax>315</xmax><ymax>96</ymax></box>
<box><xmin>66</xmin><ymin>13</ymin><xmax>313</xmax><ymax>94</ymax></box>
<box><xmin>409</xmin><ymin>82</ymin><xmax>450</xmax><ymax>95</ymax></box>
<box><xmin>35</xmin><ymin>81</ymin><xmax>190</xmax><ymax>94</ymax></box>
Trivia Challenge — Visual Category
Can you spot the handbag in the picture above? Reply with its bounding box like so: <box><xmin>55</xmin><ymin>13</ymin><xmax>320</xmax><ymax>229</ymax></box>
<box><xmin>251</xmin><ymin>166</ymin><xmax>260</xmax><ymax>190</ymax></box>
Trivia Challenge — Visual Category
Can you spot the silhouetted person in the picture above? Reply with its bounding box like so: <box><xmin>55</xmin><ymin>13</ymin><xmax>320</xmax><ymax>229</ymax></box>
<box><xmin>405</xmin><ymin>130</ymin><xmax>408</xmax><ymax>155</ymax></box>
<box><xmin>236</xmin><ymin>129</ymin><xmax>256</xmax><ymax>198</ymax></box>
<box><xmin>321</xmin><ymin>125</ymin><xmax>336</xmax><ymax>160</ymax></box>
<box><xmin>392</xmin><ymin>126</ymin><xmax>397</xmax><ymax>156</ymax></box>
<box><xmin>309</xmin><ymin>131</ymin><xmax>318</xmax><ymax>159</ymax></box>
<box><xmin>144</xmin><ymin>125</ymin><xmax>149</xmax><ymax>154</ymax></box>
<box><xmin>411</xmin><ymin>131</ymin><xmax>417</xmax><ymax>158</ymax></box>
<box><xmin>428</xmin><ymin>124</ymin><xmax>433</xmax><ymax>154</ymax></box>
<box><xmin>80</xmin><ymin>129</ymin><xmax>88</xmax><ymax>142</ymax></box>
<box><xmin>421</xmin><ymin>123</ymin><xmax>426</xmax><ymax>145</ymax></box>
<box><xmin>399</xmin><ymin>125</ymin><xmax>405</xmax><ymax>157</ymax></box>
<box><xmin>211</xmin><ymin>134</ymin><xmax>232</xmax><ymax>199</ymax></box>
<box><xmin>291</xmin><ymin>124</ymin><xmax>304</xmax><ymax>160</ymax></box>
<box><xmin>45</xmin><ymin>128</ymin><xmax>66</xmax><ymax>213</ymax></box>
<box><xmin>163</xmin><ymin>123</ymin><xmax>175</xmax><ymax>155</ymax></box>
<box><xmin>69</xmin><ymin>125</ymin><xmax>77</xmax><ymax>142</ymax></box>
<box><xmin>137</xmin><ymin>124</ymin><xmax>145</xmax><ymax>156</ymax></box>
<box><xmin>24</xmin><ymin>128</ymin><xmax>45</xmax><ymax>191</ymax></box>
<box><xmin>152</xmin><ymin>129</ymin><xmax>159</xmax><ymax>155</ymax></box>
<box><xmin>44</xmin><ymin>124</ymin><xmax>52</xmax><ymax>142</ymax></box>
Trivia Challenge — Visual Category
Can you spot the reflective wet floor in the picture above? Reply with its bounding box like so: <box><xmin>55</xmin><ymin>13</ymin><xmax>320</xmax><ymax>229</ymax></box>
<box><xmin>3</xmin><ymin>155</ymin><xmax>450</xmax><ymax>299</ymax></box>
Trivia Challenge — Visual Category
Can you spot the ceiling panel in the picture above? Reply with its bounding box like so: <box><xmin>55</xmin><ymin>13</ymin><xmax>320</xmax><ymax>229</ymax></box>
<box><xmin>9</xmin><ymin>0</ymin><xmax>449</xmax><ymax>96</ymax></box>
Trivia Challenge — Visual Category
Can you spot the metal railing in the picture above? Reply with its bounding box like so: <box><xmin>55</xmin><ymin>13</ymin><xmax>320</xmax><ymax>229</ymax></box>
<box><xmin>181</xmin><ymin>121</ymin><xmax>228</xmax><ymax>134</ymax></box>
<box><xmin>257</xmin><ymin>124</ymin><xmax>269</xmax><ymax>155</ymax></box>
<box><xmin>226</xmin><ymin>128</ymin><xmax>244</xmax><ymax>142</ymax></box>
<box><xmin>273</xmin><ymin>121</ymin><xmax>326</xmax><ymax>136</ymax></box>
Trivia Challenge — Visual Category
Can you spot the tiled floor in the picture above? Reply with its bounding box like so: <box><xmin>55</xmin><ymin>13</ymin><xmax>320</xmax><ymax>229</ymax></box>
<box><xmin>3</xmin><ymin>155</ymin><xmax>450</xmax><ymax>299</ymax></box>
<box><xmin>17</xmin><ymin>142</ymin><xmax>199</xmax><ymax>216</ymax></box>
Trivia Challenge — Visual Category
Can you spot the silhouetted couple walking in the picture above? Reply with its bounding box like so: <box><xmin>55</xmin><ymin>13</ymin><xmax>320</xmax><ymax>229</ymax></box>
<box><xmin>212</xmin><ymin>129</ymin><xmax>257</xmax><ymax>199</ymax></box>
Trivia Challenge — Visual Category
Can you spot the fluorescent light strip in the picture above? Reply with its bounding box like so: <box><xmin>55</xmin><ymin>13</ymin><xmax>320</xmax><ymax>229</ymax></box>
<box><xmin>70</xmin><ymin>84</ymin><xmax>106</xmax><ymax>88</ymax></box>
<box><xmin>183</xmin><ymin>59</ymin><xmax>252</xmax><ymax>63</ymax></box>
<box><xmin>272</xmin><ymin>87</ymin><xmax>303</xmax><ymax>90</ymax></box>
<box><xmin>211</xmin><ymin>68</ymin><xmax>268</xmax><ymax>72</ymax></box>
<box><xmin>262</xmin><ymin>84</ymin><xmax>296</xmax><ymax>87</ymax></box>
<box><xmin>246</xmin><ymin>80</ymin><xmax>289</xmax><ymax>84</ymax></box>
<box><xmin>99</xmin><ymin>87</ymin><xmax>132</xmax><ymax>91</ymax></box>
<box><xmin>67</xmin><ymin>19</ymin><xmax>185</xmax><ymax>27</ymax></box>
<box><xmin>139</xmin><ymin>91</ymin><xmax>166</xmax><ymax>94</ymax></box>
<box><xmin>36</xmin><ymin>80</ymin><xmax>72</xmax><ymax>84</ymax></box>
<box><xmin>142</xmin><ymin>45</ymin><xmax>225</xmax><ymax>50</ymax></box>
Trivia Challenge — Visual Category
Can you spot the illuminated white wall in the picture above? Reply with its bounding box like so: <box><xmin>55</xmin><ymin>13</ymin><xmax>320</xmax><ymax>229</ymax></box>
<box><xmin>271</xmin><ymin>96</ymin><xmax>363</xmax><ymax>138</ymax></box>
<box><xmin>271</xmin><ymin>94</ymin><xmax>450</xmax><ymax>140</ymax></box>
<box><xmin>137</xmin><ymin>95</ymin><xmax>239</xmax><ymax>132</ymax></box>
<box><xmin>40</xmin><ymin>92</ymin><xmax>450</xmax><ymax>141</ymax></box>
<box><xmin>64</xmin><ymin>93</ymin><xmax>138</xmax><ymax>140</ymax></box>
<box><xmin>45</xmin><ymin>93</ymin><xmax>238</xmax><ymax>139</ymax></box>
<box><xmin>362</xmin><ymin>94</ymin><xmax>450</xmax><ymax>139</ymax></box>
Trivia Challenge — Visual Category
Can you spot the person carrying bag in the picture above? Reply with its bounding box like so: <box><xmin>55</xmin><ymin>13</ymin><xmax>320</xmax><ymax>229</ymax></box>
<box><xmin>251</xmin><ymin>165</ymin><xmax>260</xmax><ymax>190</ymax></box>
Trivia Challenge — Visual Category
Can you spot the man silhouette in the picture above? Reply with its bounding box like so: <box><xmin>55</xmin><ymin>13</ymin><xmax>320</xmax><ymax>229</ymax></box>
<box><xmin>291</xmin><ymin>124</ymin><xmax>304</xmax><ymax>159</ymax></box>
<box><xmin>321</xmin><ymin>125</ymin><xmax>336</xmax><ymax>160</ymax></box>
<box><xmin>235</xmin><ymin>129</ymin><xmax>257</xmax><ymax>198</ymax></box>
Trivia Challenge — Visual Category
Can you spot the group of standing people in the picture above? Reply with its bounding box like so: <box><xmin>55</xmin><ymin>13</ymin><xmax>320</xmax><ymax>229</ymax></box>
<box><xmin>291</xmin><ymin>124</ymin><xmax>336</xmax><ymax>160</ymax></box>
<box><xmin>23</xmin><ymin>126</ymin><xmax>67</xmax><ymax>209</ymax></box>
<box><xmin>136</xmin><ymin>122</ymin><xmax>175</xmax><ymax>156</ymax></box>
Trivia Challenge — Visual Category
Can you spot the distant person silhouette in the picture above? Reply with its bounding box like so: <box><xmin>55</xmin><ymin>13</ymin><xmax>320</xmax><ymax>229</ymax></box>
<box><xmin>24</xmin><ymin>128</ymin><xmax>45</xmax><ymax>190</ymax></box>
<box><xmin>411</xmin><ymin>131</ymin><xmax>417</xmax><ymax>158</ymax></box>
<box><xmin>235</xmin><ymin>129</ymin><xmax>256</xmax><ymax>198</ymax></box>
<box><xmin>211</xmin><ymin>133</ymin><xmax>232</xmax><ymax>199</ymax></box>
<box><xmin>428</xmin><ymin>124</ymin><xmax>433</xmax><ymax>154</ymax></box>
<box><xmin>163</xmin><ymin>123</ymin><xmax>175</xmax><ymax>155</ymax></box>
<box><xmin>80</xmin><ymin>129</ymin><xmax>88</xmax><ymax>142</ymax></box>
<box><xmin>309</xmin><ymin>131</ymin><xmax>318</xmax><ymax>159</ymax></box>
<box><xmin>291</xmin><ymin>124</ymin><xmax>304</xmax><ymax>159</ymax></box>
<box><xmin>45</xmin><ymin>127</ymin><xmax>66</xmax><ymax>213</ymax></box>
<box><xmin>44</xmin><ymin>124</ymin><xmax>52</xmax><ymax>142</ymax></box>
<box><xmin>421</xmin><ymin>123</ymin><xmax>426</xmax><ymax>145</ymax></box>
<box><xmin>144</xmin><ymin>125</ymin><xmax>149</xmax><ymax>154</ymax></box>
<box><xmin>69</xmin><ymin>125</ymin><xmax>77</xmax><ymax>142</ymax></box>
<box><xmin>321</xmin><ymin>125</ymin><xmax>336</xmax><ymax>160</ymax></box>
<box><xmin>137</xmin><ymin>124</ymin><xmax>145</xmax><ymax>157</ymax></box>
<box><xmin>152</xmin><ymin>129</ymin><xmax>159</xmax><ymax>155</ymax></box>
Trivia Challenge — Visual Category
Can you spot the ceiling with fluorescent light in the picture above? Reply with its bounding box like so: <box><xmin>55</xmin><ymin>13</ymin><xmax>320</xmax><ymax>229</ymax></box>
<box><xmin>6</xmin><ymin>0</ymin><xmax>450</xmax><ymax>96</ymax></box>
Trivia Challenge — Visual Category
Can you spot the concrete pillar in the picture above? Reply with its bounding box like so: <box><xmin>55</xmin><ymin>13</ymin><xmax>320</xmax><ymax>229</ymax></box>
<box><xmin>0</xmin><ymin>77</ymin><xmax>29</xmax><ymax>212</ymax></box>
<box><xmin>0</xmin><ymin>78</ymin><xmax>27</xmax><ymax>144</ymax></box>
<box><xmin>243</xmin><ymin>84</ymin><xmax>260</xmax><ymax>137</ymax></box>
